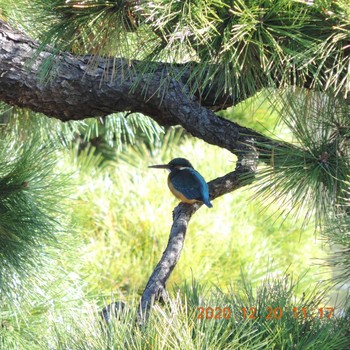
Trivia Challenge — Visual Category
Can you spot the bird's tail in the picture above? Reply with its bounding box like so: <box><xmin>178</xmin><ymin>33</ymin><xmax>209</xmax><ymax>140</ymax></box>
<box><xmin>204</xmin><ymin>199</ymin><xmax>213</xmax><ymax>208</ymax></box>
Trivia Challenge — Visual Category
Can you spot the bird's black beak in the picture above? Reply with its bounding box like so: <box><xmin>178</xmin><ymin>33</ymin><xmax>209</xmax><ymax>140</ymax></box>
<box><xmin>148</xmin><ymin>164</ymin><xmax>170</xmax><ymax>169</ymax></box>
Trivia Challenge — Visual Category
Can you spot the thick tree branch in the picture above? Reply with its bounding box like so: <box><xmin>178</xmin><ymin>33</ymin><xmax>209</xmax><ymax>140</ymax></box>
<box><xmin>0</xmin><ymin>20</ymin><xmax>278</xmax><ymax>160</ymax></box>
<box><xmin>0</xmin><ymin>20</ymin><xmax>236</xmax><ymax>117</ymax></box>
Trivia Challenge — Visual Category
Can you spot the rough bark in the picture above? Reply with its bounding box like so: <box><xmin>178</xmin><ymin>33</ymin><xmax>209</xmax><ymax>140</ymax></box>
<box><xmin>0</xmin><ymin>20</ymin><xmax>276</xmax><ymax>157</ymax></box>
<box><xmin>0</xmin><ymin>20</ymin><xmax>238</xmax><ymax>117</ymax></box>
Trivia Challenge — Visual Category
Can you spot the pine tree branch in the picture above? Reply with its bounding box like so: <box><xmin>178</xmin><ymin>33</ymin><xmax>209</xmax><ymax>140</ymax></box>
<box><xmin>137</xmin><ymin>163</ymin><xmax>254</xmax><ymax>325</ymax></box>
<box><xmin>0</xmin><ymin>20</ymin><xmax>235</xmax><ymax>117</ymax></box>
<box><xmin>0</xmin><ymin>20</ymin><xmax>278</xmax><ymax>159</ymax></box>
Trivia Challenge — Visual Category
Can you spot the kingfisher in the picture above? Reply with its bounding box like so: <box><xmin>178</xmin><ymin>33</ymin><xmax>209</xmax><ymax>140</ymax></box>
<box><xmin>148</xmin><ymin>158</ymin><xmax>213</xmax><ymax>208</ymax></box>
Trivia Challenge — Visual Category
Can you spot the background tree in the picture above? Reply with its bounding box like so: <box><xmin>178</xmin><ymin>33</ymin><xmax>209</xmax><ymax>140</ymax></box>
<box><xmin>0</xmin><ymin>0</ymin><xmax>350</xmax><ymax>348</ymax></box>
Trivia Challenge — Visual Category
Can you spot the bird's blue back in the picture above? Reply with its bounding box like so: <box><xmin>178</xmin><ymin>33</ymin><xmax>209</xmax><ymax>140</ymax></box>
<box><xmin>169</xmin><ymin>168</ymin><xmax>212</xmax><ymax>208</ymax></box>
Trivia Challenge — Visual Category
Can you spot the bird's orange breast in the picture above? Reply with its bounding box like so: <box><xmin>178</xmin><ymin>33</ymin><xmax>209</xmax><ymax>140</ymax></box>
<box><xmin>167</xmin><ymin>177</ymin><xmax>198</xmax><ymax>204</ymax></box>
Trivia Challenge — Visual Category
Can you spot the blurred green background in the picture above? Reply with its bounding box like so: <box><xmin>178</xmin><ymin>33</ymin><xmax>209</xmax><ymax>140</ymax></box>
<box><xmin>57</xmin><ymin>93</ymin><xmax>330</xmax><ymax>300</ymax></box>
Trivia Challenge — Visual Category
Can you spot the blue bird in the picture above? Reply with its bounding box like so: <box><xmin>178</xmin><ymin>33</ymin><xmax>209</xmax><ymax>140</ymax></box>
<box><xmin>148</xmin><ymin>158</ymin><xmax>213</xmax><ymax>208</ymax></box>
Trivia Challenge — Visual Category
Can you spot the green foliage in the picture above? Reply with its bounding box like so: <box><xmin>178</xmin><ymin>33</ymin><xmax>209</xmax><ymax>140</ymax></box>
<box><xmin>181</xmin><ymin>276</ymin><xmax>349</xmax><ymax>350</ymax></box>
<box><xmin>0</xmin><ymin>103</ymin><xmax>164</xmax><ymax>156</ymax></box>
<box><xmin>2</xmin><ymin>0</ymin><xmax>349</xmax><ymax>99</ymax></box>
<box><xmin>229</xmin><ymin>90</ymin><xmax>350</xmax><ymax>288</ymax></box>
<box><xmin>2</xmin><ymin>277</ymin><xmax>348</xmax><ymax>349</ymax></box>
<box><xmin>0</xmin><ymin>101</ymin><xmax>348</xmax><ymax>349</ymax></box>
<box><xmin>1</xmin><ymin>1</ymin><xmax>350</xmax><ymax>347</ymax></box>
<box><xmin>322</xmin><ymin>213</ymin><xmax>350</xmax><ymax>286</ymax></box>
<box><xmin>1</xmin><ymin>122</ymin><xmax>344</xmax><ymax>349</ymax></box>
<box><xmin>79</xmin><ymin>112</ymin><xmax>164</xmax><ymax>157</ymax></box>
<box><xmin>218</xmin><ymin>90</ymin><xmax>283</xmax><ymax>136</ymax></box>
<box><xmin>65</xmin><ymin>128</ymin><xmax>330</xmax><ymax>296</ymax></box>
<box><xmin>0</xmin><ymin>103</ymin><xmax>80</xmax><ymax>147</ymax></box>
<box><xmin>252</xmin><ymin>91</ymin><xmax>350</xmax><ymax>225</ymax></box>
<box><xmin>0</xmin><ymin>136</ymin><xmax>71</xmax><ymax>300</ymax></box>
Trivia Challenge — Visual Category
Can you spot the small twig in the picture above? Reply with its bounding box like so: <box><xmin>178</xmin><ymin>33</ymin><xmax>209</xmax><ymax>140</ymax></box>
<box><xmin>124</xmin><ymin>111</ymin><xmax>134</xmax><ymax>118</ymax></box>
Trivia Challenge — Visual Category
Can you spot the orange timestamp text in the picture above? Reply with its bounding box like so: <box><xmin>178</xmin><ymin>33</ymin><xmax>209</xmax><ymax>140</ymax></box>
<box><xmin>197</xmin><ymin>306</ymin><xmax>334</xmax><ymax>320</ymax></box>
